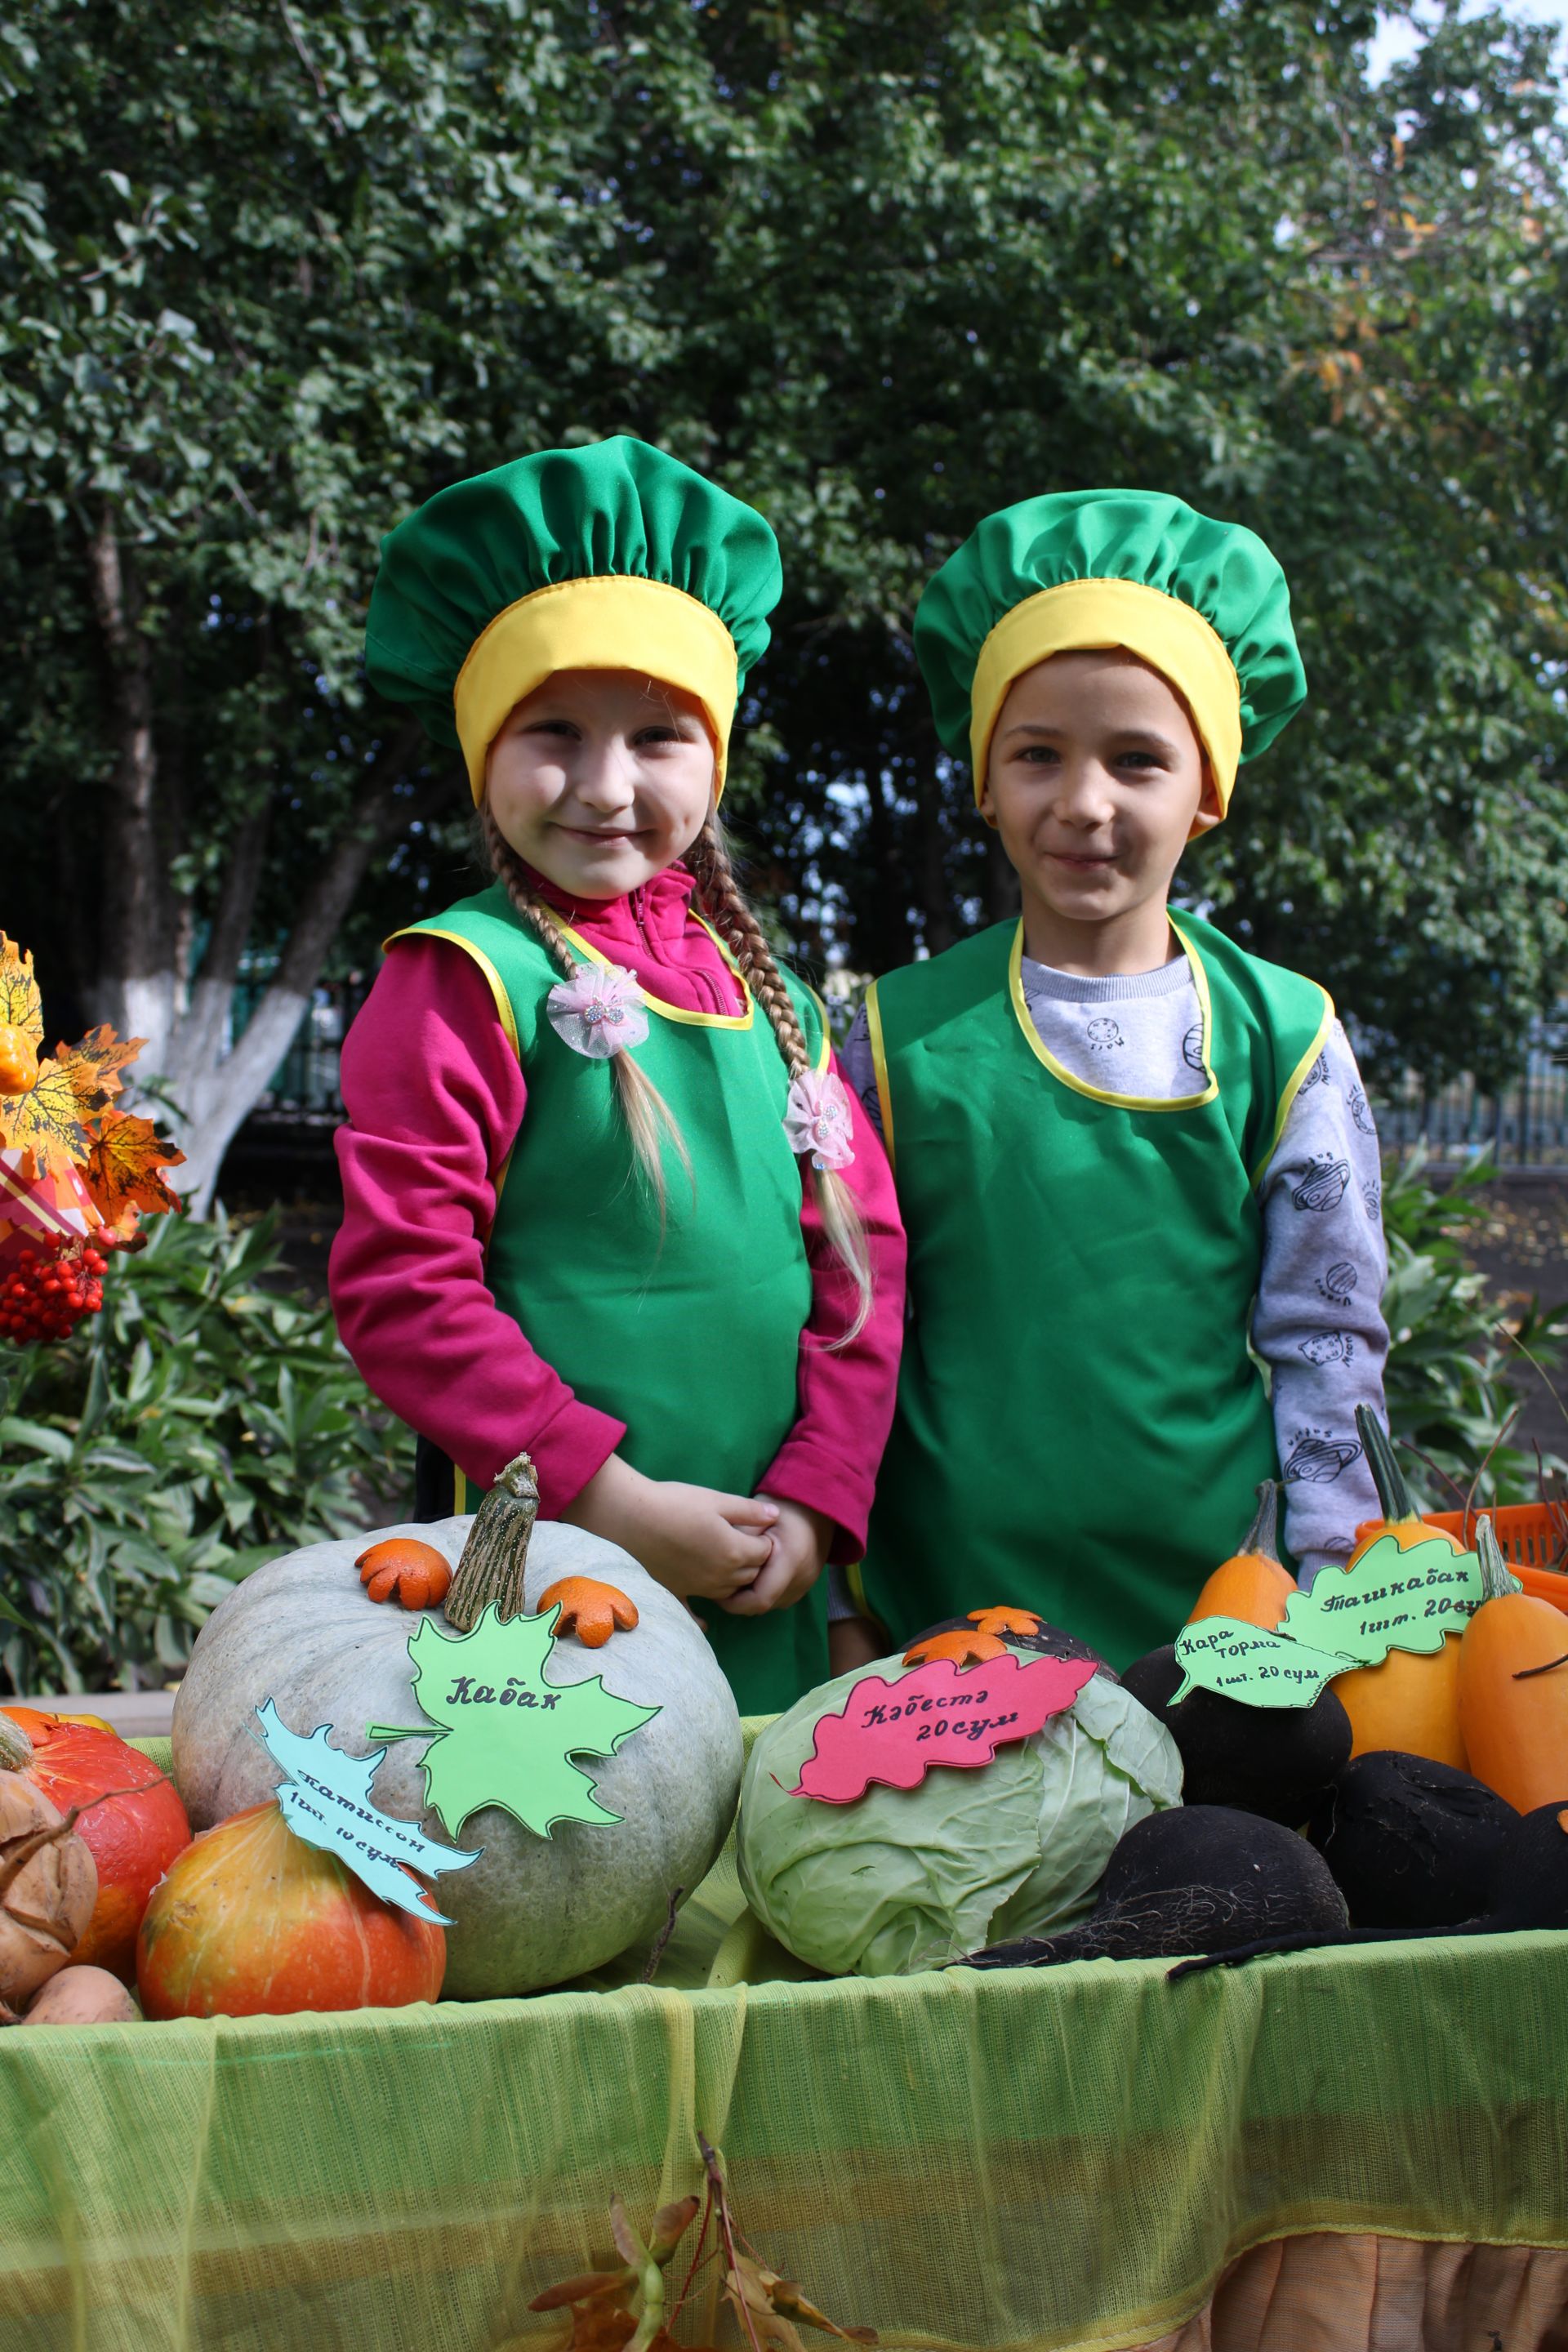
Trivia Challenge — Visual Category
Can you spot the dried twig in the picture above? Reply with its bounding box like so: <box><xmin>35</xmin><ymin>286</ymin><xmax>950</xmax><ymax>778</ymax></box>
<box><xmin>698</xmin><ymin>2133</ymin><xmax>766</xmax><ymax>2352</ymax></box>
<box><xmin>640</xmin><ymin>1885</ymin><xmax>684</xmax><ymax>1984</ymax></box>
<box><xmin>1462</xmin><ymin>1401</ymin><xmax>1521</xmax><ymax>1532</ymax></box>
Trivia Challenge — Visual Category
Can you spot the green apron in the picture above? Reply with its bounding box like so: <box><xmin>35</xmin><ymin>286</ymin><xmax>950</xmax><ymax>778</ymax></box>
<box><xmin>396</xmin><ymin>885</ymin><xmax>829</xmax><ymax>1714</ymax></box>
<box><xmin>856</xmin><ymin>915</ymin><xmax>1331</xmax><ymax>1673</ymax></box>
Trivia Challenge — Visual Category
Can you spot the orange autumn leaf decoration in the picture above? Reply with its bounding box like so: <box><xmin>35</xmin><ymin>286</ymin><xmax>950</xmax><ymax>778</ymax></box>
<box><xmin>0</xmin><ymin>1026</ymin><xmax>145</xmax><ymax>1181</ymax></box>
<box><xmin>968</xmin><ymin>1606</ymin><xmax>1043</xmax><ymax>1637</ymax></box>
<box><xmin>539</xmin><ymin>1575</ymin><xmax>639</xmax><ymax>1648</ymax></box>
<box><xmin>357</xmin><ymin>1538</ymin><xmax>452</xmax><ymax>1611</ymax></box>
<box><xmin>0</xmin><ymin>937</ymin><xmax>43</xmax><ymax>1044</ymax></box>
<box><xmin>902</xmin><ymin>1628</ymin><xmax>1008</xmax><ymax>1668</ymax></box>
<box><xmin>82</xmin><ymin>1108</ymin><xmax>185</xmax><ymax>1228</ymax></box>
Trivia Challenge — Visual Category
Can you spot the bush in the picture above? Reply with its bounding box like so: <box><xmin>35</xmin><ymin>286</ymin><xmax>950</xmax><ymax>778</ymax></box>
<box><xmin>0</xmin><ymin>1209</ymin><xmax>401</xmax><ymax>1695</ymax></box>
<box><xmin>1381</xmin><ymin>1150</ymin><xmax>1568</xmax><ymax>1508</ymax></box>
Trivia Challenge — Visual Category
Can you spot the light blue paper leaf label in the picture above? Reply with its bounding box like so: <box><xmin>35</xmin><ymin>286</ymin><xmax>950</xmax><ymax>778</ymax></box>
<box><xmin>255</xmin><ymin>1699</ymin><xmax>481</xmax><ymax>1925</ymax></box>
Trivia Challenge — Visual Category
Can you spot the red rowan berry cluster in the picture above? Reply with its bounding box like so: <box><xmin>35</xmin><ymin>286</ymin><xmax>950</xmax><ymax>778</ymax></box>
<box><xmin>0</xmin><ymin>1235</ymin><xmax>114</xmax><ymax>1346</ymax></box>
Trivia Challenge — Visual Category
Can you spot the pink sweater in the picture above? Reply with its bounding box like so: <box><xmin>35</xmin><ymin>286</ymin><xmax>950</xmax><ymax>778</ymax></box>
<box><xmin>330</xmin><ymin>863</ymin><xmax>906</xmax><ymax>1559</ymax></box>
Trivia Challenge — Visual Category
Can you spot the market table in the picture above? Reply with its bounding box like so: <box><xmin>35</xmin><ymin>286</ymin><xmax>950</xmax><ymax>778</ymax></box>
<box><xmin>1</xmin><ymin>1739</ymin><xmax>1564</xmax><ymax>2352</ymax></box>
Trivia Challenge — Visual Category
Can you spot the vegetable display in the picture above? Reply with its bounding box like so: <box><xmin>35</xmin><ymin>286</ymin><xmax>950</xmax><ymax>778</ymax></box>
<box><xmin>136</xmin><ymin>1802</ymin><xmax>446</xmax><ymax>2020</ymax></box>
<box><xmin>172</xmin><ymin>1458</ymin><xmax>743</xmax><ymax>1998</ymax></box>
<box><xmin>1</xmin><ymin>1707</ymin><xmax>189</xmax><ymax>1980</ymax></box>
<box><xmin>737</xmin><ymin>1648</ymin><xmax>1180</xmax><ymax>1976</ymax></box>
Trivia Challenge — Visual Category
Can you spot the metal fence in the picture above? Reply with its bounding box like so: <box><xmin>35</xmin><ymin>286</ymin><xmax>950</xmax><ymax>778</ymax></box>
<box><xmin>233</xmin><ymin>973</ymin><xmax>1568</xmax><ymax>1168</ymax></box>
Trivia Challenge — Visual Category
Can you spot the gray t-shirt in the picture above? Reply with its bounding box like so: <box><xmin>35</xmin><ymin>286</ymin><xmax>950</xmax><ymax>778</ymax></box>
<box><xmin>840</xmin><ymin>946</ymin><xmax>1388</xmax><ymax>1585</ymax></box>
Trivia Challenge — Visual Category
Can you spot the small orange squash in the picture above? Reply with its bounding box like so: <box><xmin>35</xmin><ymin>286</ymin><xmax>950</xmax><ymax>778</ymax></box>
<box><xmin>1185</xmin><ymin>1482</ymin><xmax>1294</xmax><ymax>1629</ymax></box>
<box><xmin>1328</xmin><ymin>1408</ymin><xmax>1470</xmax><ymax>1769</ymax></box>
<box><xmin>1459</xmin><ymin>1519</ymin><xmax>1568</xmax><ymax>1813</ymax></box>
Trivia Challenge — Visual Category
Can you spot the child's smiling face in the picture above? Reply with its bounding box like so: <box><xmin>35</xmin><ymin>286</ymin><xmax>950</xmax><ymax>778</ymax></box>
<box><xmin>485</xmin><ymin>668</ymin><xmax>716</xmax><ymax>898</ymax></box>
<box><xmin>980</xmin><ymin>649</ymin><xmax>1223</xmax><ymax>969</ymax></box>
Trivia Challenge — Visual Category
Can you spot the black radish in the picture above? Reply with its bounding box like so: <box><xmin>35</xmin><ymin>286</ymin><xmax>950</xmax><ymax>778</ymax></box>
<box><xmin>1119</xmin><ymin>1642</ymin><xmax>1351</xmax><ymax>1824</ymax></box>
<box><xmin>1307</xmin><ymin>1751</ymin><xmax>1517</xmax><ymax>1931</ymax></box>
<box><xmin>964</xmin><ymin>1805</ymin><xmax>1348</xmax><ymax>1968</ymax></box>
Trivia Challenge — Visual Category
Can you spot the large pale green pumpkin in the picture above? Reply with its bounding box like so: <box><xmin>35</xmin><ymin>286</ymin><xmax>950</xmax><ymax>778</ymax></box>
<box><xmin>172</xmin><ymin>1514</ymin><xmax>742</xmax><ymax>1998</ymax></box>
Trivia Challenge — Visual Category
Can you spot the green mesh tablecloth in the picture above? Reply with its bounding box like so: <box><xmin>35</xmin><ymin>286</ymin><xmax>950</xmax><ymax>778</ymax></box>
<box><xmin>0</xmin><ymin>1736</ymin><xmax>1563</xmax><ymax>2352</ymax></box>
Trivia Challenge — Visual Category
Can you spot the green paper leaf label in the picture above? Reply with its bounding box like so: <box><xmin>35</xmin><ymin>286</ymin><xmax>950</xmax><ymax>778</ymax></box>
<box><xmin>256</xmin><ymin>1699</ymin><xmax>481</xmax><ymax>1925</ymax></box>
<box><xmin>368</xmin><ymin>1602</ymin><xmax>660</xmax><ymax>1841</ymax></box>
<box><xmin>1171</xmin><ymin>1615</ymin><xmax>1349</xmax><ymax>1708</ymax></box>
<box><xmin>1278</xmin><ymin>1533</ymin><xmax>1484</xmax><ymax>1665</ymax></box>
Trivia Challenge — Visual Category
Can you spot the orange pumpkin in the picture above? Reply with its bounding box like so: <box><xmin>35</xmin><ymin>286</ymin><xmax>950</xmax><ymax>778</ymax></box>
<box><xmin>136</xmin><ymin>1802</ymin><xmax>445</xmax><ymax>2020</ymax></box>
<box><xmin>357</xmin><ymin>1537</ymin><xmax>452</xmax><ymax>1611</ymax></box>
<box><xmin>1458</xmin><ymin>1519</ymin><xmax>1568</xmax><ymax>1813</ymax></box>
<box><xmin>0</xmin><ymin>1707</ymin><xmax>189</xmax><ymax>1982</ymax></box>
<box><xmin>0</xmin><ymin>1025</ymin><xmax>40</xmax><ymax>1096</ymax></box>
<box><xmin>1185</xmin><ymin>1482</ymin><xmax>1295</xmax><ymax>1630</ymax></box>
<box><xmin>1327</xmin><ymin>1409</ymin><xmax>1470</xmax><ymax>1769</ymax></box>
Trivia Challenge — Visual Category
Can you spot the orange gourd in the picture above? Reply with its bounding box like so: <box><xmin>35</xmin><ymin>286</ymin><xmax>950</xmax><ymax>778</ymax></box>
<box><xmin>357</xmin><ymin>1537</ymin><xmax>452</xmax><ymax>1611</ymax></box>
<box><xmin>0</xmin><ymin>1708</ymin><xmax>190</xmax><ymax>1982</ymax></box>
<box><xmin>1459</xmin><ymin>1519</ymin><xmax>1568</xmax><ymax>1812</ymax></box>
<box><xmin>1328</xmin><ymin>1408</ymin><xmax>1470</xmax><ymax>1769</ymax></box>
<box><xmin>137</xmin><ymin>1802</ymin><xmax>445</xmax><ymax>2020</ymax></box>
<box><xmin>537</xmin><ymin>1575</ymin><xmax>639</xmax><ymax>1648</ymax></box>
<box><xmin>1185</xmin><ymin>1482</ymin><xmax>1295</xmax><ymax>1629</ymax></box>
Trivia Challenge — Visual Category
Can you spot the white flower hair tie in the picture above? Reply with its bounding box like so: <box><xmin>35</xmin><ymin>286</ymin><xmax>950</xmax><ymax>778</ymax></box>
<box><xmin>783</xmin><ymin>1067</ymin><xmax>856</xmax><ymax>1172</ymax></box>
<box><xmin>546</xmin><ymin>963</ymin><xmax>650</xmax><ymax>1059</ymax></box>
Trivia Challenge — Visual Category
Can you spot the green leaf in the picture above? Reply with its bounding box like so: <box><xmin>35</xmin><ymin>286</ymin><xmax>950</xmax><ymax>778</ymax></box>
<box><xmin>381</xmin><ymin>1605</ymin><xmax>659</xmax><ymax>1841</ymax></box>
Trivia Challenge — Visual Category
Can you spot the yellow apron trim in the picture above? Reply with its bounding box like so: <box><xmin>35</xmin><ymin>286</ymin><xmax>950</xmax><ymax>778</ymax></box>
<box><xmin>453</xmin><ymin>1464</ymin><xmax>468</xmax><ymax>1517</ymax></box>
<box><xmin>384</xmin><ymin>925</ymin><xmax>520</xmax><ymax>1056</ymax></box>
<box><xmin>863</xmin><ymin>979</ymin><xmax>897</xmax><ymax>1175</ymax></box>
<box><xmin>969</xmin><ymin>576</ymin><xmax>1244</xmax><ymax>814</ymax></box>
<box><xmin>1005</xmin><ymin>919</ymin><xmax>1219</xmax><ymax>1112</ymax></box>
<box><xmin>555</xmin><ymin>915</ymin><xmax>755</xmax><ymax>1031</ymax></box>
<box><xmin>1250</xmin><ymin>988</ymin><xmax>1335</xmax><ymax>1187</ymax></box>
<box><xmin>452</xmin><ymin>574</ymin><xmax>739</xmax><ymax>805</ymax></box>
<box><xmin>803</xmin><ymin>985</ymin><xmax>833</xmax><ymax>1076</ymax></box>
<box><xmin>841</xmin><ymin>1558</ymin><xmax>886</xmax><ymax>1630</ymax></box>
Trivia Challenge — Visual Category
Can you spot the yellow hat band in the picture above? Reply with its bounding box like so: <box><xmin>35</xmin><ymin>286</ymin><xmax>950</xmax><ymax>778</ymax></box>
<box><xmin>452</xmin><ymin>573</ymin><xmax>741</xmax><ymax>805</ymax></box>
<box><xmin>969</xmin><ymin>577</ymin><xmax>1245</xmax><ymax>815</ymax></box>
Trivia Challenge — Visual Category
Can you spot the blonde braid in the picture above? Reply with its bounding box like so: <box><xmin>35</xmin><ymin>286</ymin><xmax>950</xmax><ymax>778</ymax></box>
<box><xmin>688</xmin><ymin>818</ymin><xmax>873</xmax><ymax>1347</ymax></box>
<box><xmin>479</xmin><ymin>800</ymin><xmax>692</xmax><ymax>1219</ymax></box>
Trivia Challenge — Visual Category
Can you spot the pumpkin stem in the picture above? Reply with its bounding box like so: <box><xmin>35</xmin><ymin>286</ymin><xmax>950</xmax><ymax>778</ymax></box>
<box><xmin>1476</xmin><ymin>1515</ymin><xmax>1524</xmax><ymax>1603</ymax></box>
<box><xmin>444</xmin><ymin>1450</ymin><xmax>539</xmax><ymax>1631</ymax></box>
<box><xmin>1513</xmin><ymin>1653</ymin><xmax>1568</xmax><ymax>1682</ymax></box>
<box><xmin>1239</xmin><ymin>1481</ymin><xmax>1281</xmax><ymax>1563</ymax></box>
<box><xmin>1356</xmin><ymin>1405</ymin><xmax>1420</xmax><ymax>1525</ymax></box>
<box><xmin>0</xmin><ymin>1714</ymin><xmax>34</xmax><ymax>1775</ymax></box>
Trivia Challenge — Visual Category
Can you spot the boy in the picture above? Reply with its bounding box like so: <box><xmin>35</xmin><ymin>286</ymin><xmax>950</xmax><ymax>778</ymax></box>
<box><xmin>837</xmin><ymin>488</ymin><xmax>1388</xmax><ymax>1671</ymax></box>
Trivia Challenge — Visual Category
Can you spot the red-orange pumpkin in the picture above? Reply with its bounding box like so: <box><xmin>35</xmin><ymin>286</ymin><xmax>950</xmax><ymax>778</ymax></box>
<box><xmin>136</xmin><ymin>1802</ymin><xmax>446</xmax><ymax>2020</ymax></box>
<box><xmin>0</xmin><ymin>1707</ymin><xmax>190</xmax><ymax>1982</ymax></box>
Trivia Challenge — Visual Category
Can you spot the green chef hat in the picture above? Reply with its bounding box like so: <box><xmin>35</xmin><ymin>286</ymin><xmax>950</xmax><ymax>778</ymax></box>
<box><xmin>365</xmin><ymin>435</ymin><xmax>782</xmax><ymax>802</ymax></box>
<box><xmin>914</xmin><ymin>488</ymin><xmax>1306</xmax><ymax>817</ymax></box>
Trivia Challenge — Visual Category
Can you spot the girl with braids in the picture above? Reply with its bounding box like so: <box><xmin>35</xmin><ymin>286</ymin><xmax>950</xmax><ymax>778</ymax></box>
<box><xmin>330</xmin><ymin>441</ymin><xmax>906</xmax><ymax>1712</ymax></box>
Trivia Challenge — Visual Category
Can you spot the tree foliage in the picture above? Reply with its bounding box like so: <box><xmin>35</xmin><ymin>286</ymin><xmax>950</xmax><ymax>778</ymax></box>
<box><xmin>3</xmin><ymin>0</ymin><xmax>1566</xmax><ymax>1196</ymax></box>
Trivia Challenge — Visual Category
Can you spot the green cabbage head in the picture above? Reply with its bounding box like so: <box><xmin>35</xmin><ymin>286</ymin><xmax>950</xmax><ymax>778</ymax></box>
<box><xmin>737</xmin><ymin>1656</ymin><xmax>1183</xmax><ymax>1976</ymax></box>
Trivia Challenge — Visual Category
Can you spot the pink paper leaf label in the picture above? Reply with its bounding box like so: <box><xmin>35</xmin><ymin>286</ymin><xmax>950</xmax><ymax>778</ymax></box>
<box><xmin>790</xmin><ymin>1650</ymin><xmax>1097</xmax><ymax>1804</ymax></box>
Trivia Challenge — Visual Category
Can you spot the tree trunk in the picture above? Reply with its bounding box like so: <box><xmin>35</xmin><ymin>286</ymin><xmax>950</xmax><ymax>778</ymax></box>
<box><xmin>79</xmin><ymin>513</ymin><xmax>450</xmax><ymax>1218</ymax></box>
<box><xmin>167</xmin><ymin>728</ymin><xmax>445</xmax><ymax>1213</ymax></box>
<box><xmin>83</xmin><ymin>506</ymin><xmax>178</xmax><ymax>1062</ymax></box>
